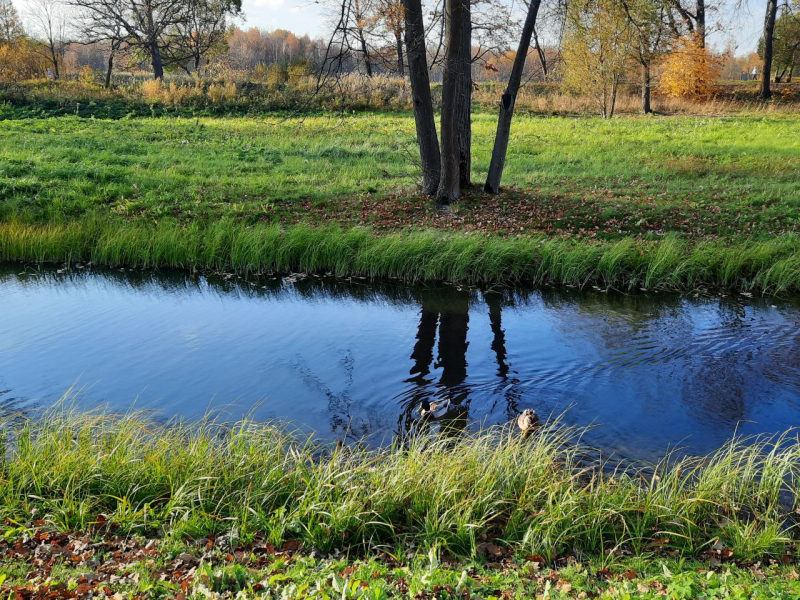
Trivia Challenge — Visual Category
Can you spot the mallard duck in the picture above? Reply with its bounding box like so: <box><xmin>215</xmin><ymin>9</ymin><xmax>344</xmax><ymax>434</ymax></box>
<box><xmin>419</xmin><ymin>398</ymin><xmax>452</xmax><ymax>419</ymax></box>
<box><xmin>517</xmin><ymin>409</ymin><xmax>541</xmax><ymax>438</ymax></box>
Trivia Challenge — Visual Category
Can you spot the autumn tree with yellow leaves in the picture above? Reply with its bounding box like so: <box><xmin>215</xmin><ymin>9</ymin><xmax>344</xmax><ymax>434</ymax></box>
<box><xmin>562</xmin><ymin>0</ymin><xmax>635</xmax><ymax>118</ymax></box>
<box><xmin>379</xmin><ymin>0</ymin><xmax>405</xmax><ymax>76</ymax></box>
<box><xmin>659</xmin><ymin>32</ymin><xmax>720</xmax><ymax>99</ymax></box>
<box><xmin>0</xmin><ymin>0</ymin><xmax>49</xmax><ymax>82</ymax></box>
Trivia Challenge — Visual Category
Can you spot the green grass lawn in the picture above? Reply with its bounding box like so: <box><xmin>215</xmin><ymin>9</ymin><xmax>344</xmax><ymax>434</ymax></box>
<box><xmin>2</xmin><ymin>112</ymin><xmax>799</xmax><ymax>239</ymax></box>
<box><xmin>1</xmin><ymin>111</ymin><xmax>800</xmax><ymax>290</ymax></box>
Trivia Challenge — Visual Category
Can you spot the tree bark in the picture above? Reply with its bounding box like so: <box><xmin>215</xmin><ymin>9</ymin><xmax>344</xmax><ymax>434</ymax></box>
<box><xmin>641</xmin><ymin>61</ymin><xmax>651</xmax><ymax>114</ymax></box>
<box><xmin>395</xmin><ymin>31</ymin><xmax>405</xmax><ymax>76</ymax></box>
<box><xmin>50</xmin><ymin>45</ymin><xmax>59</xmax><ymax>79</ymax></box>
<box><xmin>436</xmin><ymin>0</ymin><xmax>469</xmax><ymax>205</ymax></box>
<box><xmin>609</xmin><ymin>80</ymin><xmax>618</xmax><ymax>118</ymax></box>
<box><xmin>105</xmin><ymin>52</ymin><xmax>114</xmax><ymax>88</ymax></box>
<box><xmin>533</xmin><ymin>25</ymin><xmax>547</xmax><ymax>76</ymax></box>
<box><xmin>696</xmin><ymin>0</ymin><xmax>706</xmax><ymax>47</ymax></box>
<box><xmin>404</xmin><ymin>0</ymin><xmax>440</xmax><ymax>195</ymax></box>
<box><xmin>456</xmin><ymin>1</ymin><xmax>472</xmax><ymax>187</ymax></box>
<box><xmin>484</xmin><ymin>0</ymin><xmax>541</xmax><ymax>194</ymax></box>
<box><xmin>759</xmin><ymin>0</ymin><xmax>778</xmax><ymax>99</ymax></box>
<box><xmin>358</xmin><ymin>28</ymin><xmax>373</xmax><ymax>77</ymax></box>
<box><xmin>151</xmin><ymin>43</ymin><xmax>164</xmax><ymax>80</ymax></box>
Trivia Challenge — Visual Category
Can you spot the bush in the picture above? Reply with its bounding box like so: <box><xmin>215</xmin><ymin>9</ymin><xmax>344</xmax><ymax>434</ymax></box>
<box><xmin>207</xmin><ymin>80</ymin><xmax>236</xmax><ymax>105</ymax></box>
<box><xmin>266</xmin><ymin>63</ymin><xmax>288</xmax><ymax>90</ymax></box>
<box><xmin>0</xmin><ymin>38</ymin><xmax>48</xmax><ymax>82</ymax></box>
<box><xmin>287</xmin><ymin>59</ymin><xmax>312</xmax><ymax>82</ymax></box>
<box><xmin>141</xmin><ymin>78</ymin><xmax>164</xmax><ymax>103</ymax></box>
<box><xmin>660</xmin><ymin>34</ymin><xmax>721</xmax><ymax>100</ymax></box>
<box><xmin>78</xmin><ymin>64</ymin><xmax>96</xmax><ymax>85</ymax></box>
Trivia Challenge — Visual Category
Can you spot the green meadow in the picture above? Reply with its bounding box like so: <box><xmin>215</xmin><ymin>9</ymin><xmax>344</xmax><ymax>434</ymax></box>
<box><xmin>1</xmin><ymin>111</ymin><xmax>799</xmax><ymax>290</ymax></box>
<box><xmin>2</xmin><ymin>112</ymin><xmax>798</xmax><ymax>238</ymax></box>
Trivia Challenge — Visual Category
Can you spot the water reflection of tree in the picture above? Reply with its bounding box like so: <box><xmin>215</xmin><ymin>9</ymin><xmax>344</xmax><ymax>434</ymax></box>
<box><xmin>486</xmin><ymin>292</ymin><xmax>523</xmax><ymax>419</ymax></box>
<box><xmin>398</xmin><ymin>289</ymin><xmax>523</xmax><ymax>437</ymax></box>
<box><xmin>399</xmin><ymin>291</ymin><xmax>471</xmax><ymax>438</ymax></box>
<box><xmin>292</xmin><ymin>350</ymin><xmax>372</xmax><ymax>443</ymax></box>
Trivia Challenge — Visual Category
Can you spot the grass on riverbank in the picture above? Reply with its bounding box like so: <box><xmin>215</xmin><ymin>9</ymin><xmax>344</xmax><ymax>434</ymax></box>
<box><xmin>2</xmin><ymin>409</ymin><xmax>799</xmax><ymax>566</ymax></box>
<box><xmin>1</xmin><ymin>112</ymin><xmax>799</xmax><ymax>291</ymax></box>
<box><xmin>3</xmin><ymin>219</ymin><xmax>800</xmax><ymax>292</ymax></box>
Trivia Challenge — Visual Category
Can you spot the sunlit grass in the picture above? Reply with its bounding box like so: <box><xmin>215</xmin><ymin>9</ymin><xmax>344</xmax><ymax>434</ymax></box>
<box><xmin>1</xmin><ymin>112</ymin><xmax>798</xmax><ymax>290</ymax></box>
<box><xmin>0</xmin><ymin>113</ymin><xmax>798</xmax><ymax>236</ymax></box>
<box><xmin>1</xmin><ymin>407</ymin><xmax>798</xmax><ymax>562</ymax></box>
<box><xmin>2</xmin><ymin>219</ymin><xmax>800</xmax><ymax>292</ymax></box>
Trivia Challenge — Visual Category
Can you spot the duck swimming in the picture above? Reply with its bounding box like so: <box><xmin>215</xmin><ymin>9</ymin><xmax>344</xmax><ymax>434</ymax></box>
<box><xmin>517</xmin><ymin>408</ymin><xmax>541</xmax><ymax>438</ymax></box>
<box><xmin>419</xmin><ymin>398</ymin><xmax>452</xmax><ymax>419</ymax></box>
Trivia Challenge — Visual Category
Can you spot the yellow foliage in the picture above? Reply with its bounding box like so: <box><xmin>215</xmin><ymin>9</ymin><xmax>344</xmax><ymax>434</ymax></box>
<box><xmin>287</xmin><ymin>61</ymin><xmax>311</xmax><ymax>82</ymax></box>
<box><xmin>562</xmin><ymin>0</ymin><xmax>634</xmax><ymax>118</ymax></box>
<box><xmin>207</xmin><ymin>80</ymin><xmax>236</xmax><ymax>105</ymax></box>
<box><xmin>141</xmin><ymin>79</ymin><xmax>164</xmax><ymax>102</ymax></box>
<box><xmin>659</xmin><ymin>34</ymin><xmax>720</xmax><ymax>100</ymax></box>
<box><xmin>78</xmin><ymin>65</ymin><xmax>96</xmax><ymax>85</ymax></box>
<box><xmin>265</xmin><ymin>63</ymin><xmax>288</xmax><ymax>90</ymax></box>
<box><xmin>0</xmin><ymin>38</ymin><xmax>48</xmax><ymax>82</ymax></box>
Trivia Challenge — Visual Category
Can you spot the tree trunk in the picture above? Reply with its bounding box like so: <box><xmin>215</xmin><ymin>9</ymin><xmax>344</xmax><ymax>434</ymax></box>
<box><xmin>358</xmin><ymin>28</ymin><xmax>373</xmax><ymax>77</ymax></box>
<box><xmin>696</xmin><ymin>0</ymin><xmax>706</xmax><ymax>47</ymax></box>
<box><xmin>484</xmin><ymin>0</ymin><xmax>541</xmax><ymax>194</ymax></box>
<box><xmin>533</xmin><ymin>25</ymin><xmax>547</xmax><ymax>76</ymax></box>
<box><xmin>403</xmin><ymin>0</ymin><xmax>440</xmax><ymax>195</ymax></box>
<box><xmin>759</xmin><ymin>0</ymin><xmax>778</xmax><ymax>99</ymax></box>
<box><xmin>50</xmin><ymin>45</ymin><xmax>59</xmax><ymax>79</ymax></box>
<box><xmin>609</xmin><ymin>80</ymin><xmax>618</xmax><ymax>118</ymax></box>
<box><xmin>641</xmin><ymin>61</ymin><xmax>651</xmax><ymax>114</ymax></box>
<box><xmin>151</xmin><ymin>43</ymin><xmax>164</xmax><ymax>80</ymax></box>
<box><xmin>601</xmin><ymin>84</ymin><xmax>609</xmax><ymax>119</ymax></box>
<box><xmin>456</xmin><ymin>1</ymin><xmax>472</xmax><ymax>187</ymax></box>
<box><xmin>436</xmin><ymin>0</ymin><xmax>469</xmax><ymax>205</ymax></box>
<box><xmin>395</xmin><ymin>31</ymin><xmax>405</xmax><ymax>77</ymax></box>
<box><xmin>105</xmin><ymin>52</ymin><xmax>114</xmax><ymax>88</ymax></box>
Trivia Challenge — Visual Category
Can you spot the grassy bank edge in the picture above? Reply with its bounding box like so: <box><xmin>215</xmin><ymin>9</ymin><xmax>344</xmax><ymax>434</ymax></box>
<box><xmin>2</xmin><ymin>409</ymin><xmax>799</xmax><ymax>565</ymax></box>
<box><xmin>2</xmin><ymin>219</ymin><xmax>800</xmax><ymax>293</ymax></box>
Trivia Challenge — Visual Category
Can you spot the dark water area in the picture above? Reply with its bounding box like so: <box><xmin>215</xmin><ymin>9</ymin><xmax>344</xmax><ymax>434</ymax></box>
<box><xmin>2</xmin><ymin>263</ymin><xmax>800</xmax><ymax>462</ymax></box>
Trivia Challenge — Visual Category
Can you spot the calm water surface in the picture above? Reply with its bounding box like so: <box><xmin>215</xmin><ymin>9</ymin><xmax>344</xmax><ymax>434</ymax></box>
<box><xmin>2</xmin><ymin>263</ymin><xmax>800</xmax><ymax>461</ymax></box>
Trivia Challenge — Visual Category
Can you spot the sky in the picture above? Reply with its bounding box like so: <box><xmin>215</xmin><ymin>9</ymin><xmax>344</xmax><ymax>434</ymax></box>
<box><xmin>237</xmin><ymin>0</ymin><xmax>327</xmax><ymax>36</ymax></box>
<box><xmin>12</xmin><ymin>0</ymin><xmax>768</xmax><ymax>55</ymax></box>
<box><xmin>230</xmin><ymin>0</ymin><xmax>768</xmax><ymax>54</ymax></box>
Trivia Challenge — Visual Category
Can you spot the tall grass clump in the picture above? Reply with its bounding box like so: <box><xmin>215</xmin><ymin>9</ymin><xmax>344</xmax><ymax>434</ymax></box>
<box><xmin>1</xmin><ymin>407</ymin><xmax>799</xmax><ymax>562</ymax></box>
<box><xmin>2</xmin><ymin>219</ymin><xmax>800</xmax><ymax>293</ymax></box>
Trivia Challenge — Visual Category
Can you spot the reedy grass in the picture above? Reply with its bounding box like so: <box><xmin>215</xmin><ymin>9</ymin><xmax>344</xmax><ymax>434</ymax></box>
<box><xmin>2</xmin><ymin>407</ymin><xmax>799</xmax><ymax>563</ymax></box>
<box><xmin>2</xmin><ymin>218</ymin><xmax>800</xmax><ymax>292</ymax></box>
